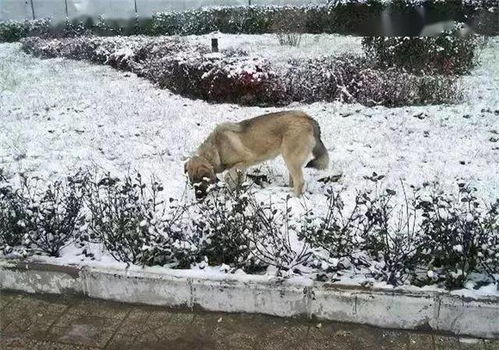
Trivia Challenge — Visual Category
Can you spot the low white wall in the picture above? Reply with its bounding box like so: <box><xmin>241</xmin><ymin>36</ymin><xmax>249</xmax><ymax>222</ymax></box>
<box><xmin>0</xmin><ymin>0</ymin><xmax>329</xmax><ymax>22</ymax></box>
<box><xmin>1</xmin><ymin>260</ymin><xmax>498</xmax><ymax>339</ymax></box>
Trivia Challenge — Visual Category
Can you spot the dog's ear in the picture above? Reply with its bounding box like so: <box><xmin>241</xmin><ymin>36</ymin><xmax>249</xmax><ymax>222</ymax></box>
<box><xmin>184</xmin><ymin>161</ymin><xmax>188</xmax><ymax>174</ymax></box>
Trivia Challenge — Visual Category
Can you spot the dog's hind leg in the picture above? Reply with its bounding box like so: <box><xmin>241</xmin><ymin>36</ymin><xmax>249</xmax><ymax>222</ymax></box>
<box><xmin>282</xmin><ymin>137</ymin><xmax>313</xmax><ymax>196</ymax></box>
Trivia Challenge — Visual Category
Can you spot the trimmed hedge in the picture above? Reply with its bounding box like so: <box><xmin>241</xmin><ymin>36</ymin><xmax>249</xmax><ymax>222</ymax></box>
<box><xmin>0</xmin><ymin>19</ymin><xmax>50</xmax><ymax>43</ymax></box>
<box><xmin>21</xmin><ymin>36</ymin><xmax>461</xmax><ymax>107</ymax></box>
<box><xmin>363</xmin><ymin>26</ymin><xmax>481</xmax><ymax>75</ymax></box>
<box><xmin>150</xmin><ymin>2</ymin><xmax>498</xmax><ymax>36</ymax></box>
<box><xmin>1</xmin><ymin>1</ymin><xmax>498</xmax><ymax>42</ymax></box>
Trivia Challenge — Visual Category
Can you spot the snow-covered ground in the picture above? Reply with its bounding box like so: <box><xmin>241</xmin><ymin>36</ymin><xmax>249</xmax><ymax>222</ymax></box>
<box><xmin>183</xmin><ymin>33</ymin><xmax>366</xmax><ymax>63</ymax></box>
<box><xmin>0</xmin><ymin>34</ymin><xmax>498</xmax><ymax>293</ymax></box>
<box><xmin>1</xmin><ymin>34</ymin><xmax>498</xmax><ymax>204</ymax></box>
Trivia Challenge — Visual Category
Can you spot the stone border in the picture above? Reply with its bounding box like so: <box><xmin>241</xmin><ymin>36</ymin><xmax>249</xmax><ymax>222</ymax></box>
<box><xmin>1</xmin><ymin>259</ymin><xmax>498</xmax><ymax>339</ymax></box>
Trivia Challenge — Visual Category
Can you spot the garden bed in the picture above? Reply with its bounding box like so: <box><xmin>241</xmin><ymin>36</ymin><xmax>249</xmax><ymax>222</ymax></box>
<box><xmin>1</xmin><ymin>36</ymin><xmax>498</xmax><ymax>299</ymax></box>
<box><xmin>19</xmin><ymin>34</ymin><xmax>471</xmax><ymax>107</ymax></box>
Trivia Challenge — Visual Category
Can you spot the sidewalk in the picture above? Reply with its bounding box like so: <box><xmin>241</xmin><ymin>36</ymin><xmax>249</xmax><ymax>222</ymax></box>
<box><xmin>0</xmin><ymin>291</ymin><xmax>497</xmax><ymax>350</ymax></box>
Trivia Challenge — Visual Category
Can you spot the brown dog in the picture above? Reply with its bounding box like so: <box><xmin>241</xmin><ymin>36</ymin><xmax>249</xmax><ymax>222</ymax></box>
<box><xmin>184</xmin><ymin>110</ymin><xmax>329</xmax><ymax>198</ymax></box>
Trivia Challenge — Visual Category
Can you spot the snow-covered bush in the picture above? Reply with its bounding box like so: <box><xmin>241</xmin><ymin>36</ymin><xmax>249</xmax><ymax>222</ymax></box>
<box><xmin>247</xmin><ymin>195</ymin><xmax>312</xmax><ymax>274</ymax></box>
<box><xmin>21</xmin><ymin>175</ymin><xmax>85</xmax><ymax>257</ymax></box>
<box><xmin>415</xmin><ymin>185</ymin><xmax>499</xmax><ymax>289</ymax></box>
<box><xmin>0</xmin><ymin>19</ymin><xmax>50</xmax><ymax>43</ymax></box>
<box><xmin>192</xmin><ymin>183</ymin><xmax>311</xmax><ymax>273</ymax></box>
<box><xmin>283</xmin><ymin>56</ymin><xmax>458</xmax><ymax>106</ymax></box>
<box><xmin>300</xmin><ymin>187</ymin><xmax>363</xmax><ymax>266</ymax></box>
<box><xmin>152</xmin><ymin>6</ymin><xmax>293</xmax><ymax>36</ymax></box>
<box><xmin>85</xmin><ymin>174</ymin><xmax>196</xmax><ymax>267</ymax></box>
<box><xmin>152</xmin><ymin>2</ymin><xmax>497</xmax><ymax>37</ymax></box>
<box><xmin>358</xmin><ymin>184</ymin><xmax>423</xmax><ymax>286</ymax></box>
<box><xmin>0</xmin><ymin>172</ymin><xmax>32</xmax><ymax>253</ymax></box>
<box><xmin>271</xmin><ymin>7</ymin><xmax>305</xmax><ymax>47</ymax></box>
<box><xmin>21</xmin><ymin>36</ymin><xmax>151</xmax><ymax>66</ymax></box>
<box><xmin>1</xmin><ymin>171</ymin><xmax>498</xmax><ymax>289</ymax></box>
<box><xmin>283</xmin><ymin>56</ymin><xmax>364</xmax><ymax>104</ymax></box>
<box><xmin>192</xmin><ymin>183</ymin><xmax>260</xmax><ymax>270</ymax></box>
<box><xmin>143</xmin><ymin>51</ymin><xmax>282</xmax><ymax>106</ymax></box>
<box><xmin>151</xmin><ymin>3</ymin><xmax>399</xmax><ymax>36</ymax></box>
<box><xmin>363</xmin><ymin>27</ymin><xmax>481</xmax><ymax>75</ymax></box>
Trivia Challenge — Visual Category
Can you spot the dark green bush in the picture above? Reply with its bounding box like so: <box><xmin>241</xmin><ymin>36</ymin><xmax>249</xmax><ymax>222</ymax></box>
<box><xmin>85</xmin><ymin>173</ymin><xmax>196</xmax><ymax>267</ymax></box>
<box><xmin>362</xmin><ymin>26</ymin><xmax>481</xmax><ymax>75</ymax></box>
<box><xmin>0</xmin><ymin>19</ymin><xmax>50</xmax><ymax>42</ymax></box>
<box><xmin>0</xmin><ymin>172</ymin><xmax>32</xmax><ymax>252</ymax></box>
<box><xmin>192</xmin><ymin>183</ymin><xmax>258</xmax><ymax>270</ymax></box>
<box><xmin>416</xmin><ymin>185</ymin><xmax>499</xmax><ymax>289</ymax></box>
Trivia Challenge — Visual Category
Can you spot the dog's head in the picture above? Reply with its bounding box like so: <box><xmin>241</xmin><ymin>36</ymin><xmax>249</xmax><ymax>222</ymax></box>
<box><xmin>184</xmin><ymin>156</ymin><xmax>217</xmax><ymax>199</ymax></box>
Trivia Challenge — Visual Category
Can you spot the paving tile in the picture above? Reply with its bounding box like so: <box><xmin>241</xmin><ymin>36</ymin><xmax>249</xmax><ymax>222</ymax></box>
<box><xmin>130</xmin><ymin>310</ymin><xmax>196</xmax><ymax>349</ymax></box>
<box><xmin>103</xmin><ymin>333</ymin><xmax>137</xmax><ymax>350</ymax></box>
<box><xmin>434</xmin><ymin>335</ymin><xmax>460</xmax><ymax>350</ymax></box>
<box><xmin>0</xmin><ymin>335</ymin><xmax>30</xmax><ymax>349</ymax></box>
<box><xmin>0</xmin><ymin>336</ymin><xmax>99</xmax><ymax>350</ymax></box>
<box><xmin>48</xmin><ymin>313</ymin><xmax>121</xmax><ymax>348</ymax></box>
<box><xmin>115</xmin><ymin>308</ymin><xmax>151</xmax><ymax>336</ymax></box>
<box><xmin>1</xmin><ymin>294</ymin><xmax>68</xmax><ymax>334</ymax></box>
<box><xmin>0</xmin><ymin>292</ymin><xmax>17</xmax><ymax>311</ymax></box>
<box><xmin>190</xmin><ymin>313</ymin><xmax>263</xmax><ymax>350</ymax></box>
<box><xmin>376</xmin><ymin>330</ymin><xmax>411</xmax><ymax>350</ymax></box>
<box><xmin>483</xmin><ymin>339</ymin><xmax>499</xmax><ymax>350</ymax></box>
<box><xmin>2</xmin><ymin>292</ymin><xmax>496</xmax><ymax>350</ymax></box>
<box><xmin>67</xmin><ymin>298</ymin><xmax>129</xmax><ymax>320</ymax></box>
<box><xmin>407</xmin><ymin>333</ymin><xmax>435</xmax><ymax>350</ymax></box>
<box><xmin>458</xmin><ymin>338</ymin><xmax>489</xmax><ymax>350</ymax></box>
<box><xmin>1</xmin><ymin>317</ymin><xmax>32</xmax><ymax>337</ymax></box>
<box><xmin>255</xmin><ymin>317</ymin><xmax>310</xmax><ymax>350</ymax></box>
<box><xmin>304</xmin><ymin>322</ymin><xmax>357</xmax><ymax>350</ymax></box>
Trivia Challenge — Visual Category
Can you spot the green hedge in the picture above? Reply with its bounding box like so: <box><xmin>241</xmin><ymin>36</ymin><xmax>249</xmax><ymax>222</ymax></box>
<box><xmin>0</xmin><ymin>19</ymin><xmax>50</xmax><ymax>43</ymax></box>
<box><xmin>363</xmin><ymin>26</ymin><xmax>481</xmax><ymax>75</ymax></box>
<box><xmin>1</xmin><ymin>1</ymin><xmax>498</xmax><ymax>42</ymax></box>
<box><xmin>151</xmin><ymin>2</ymin><xmax>498</xmax><ymax>36</ymax></box>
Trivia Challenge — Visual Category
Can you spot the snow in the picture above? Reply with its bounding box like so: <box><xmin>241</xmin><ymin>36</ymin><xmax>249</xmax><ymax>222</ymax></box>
<box><xmin>1</xmin><ymin>33</ymin><xmax>498</xmax><ymax>295</ymax></box>
<box><xmin>2</xmin><ymin>34</ymin><xmax>497</xmax><ymax>203</ymax></box>
<box><xmin>183</xmin><ymin>33</ymin><xmax>366</xmax><ymax>63</ymax></box>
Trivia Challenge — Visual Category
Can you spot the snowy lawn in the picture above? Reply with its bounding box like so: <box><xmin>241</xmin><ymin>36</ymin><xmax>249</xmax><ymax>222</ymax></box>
<box><xmin>182</xmin><ymin>33</ymin><xmax>366</xmax><ymax>63</ymax></box>
<box><xmin>1</xmin><ymin>34</ymin><xmax>498</xmax><ymax>201</ymax></box>
<box><xmin>0</xmin><ymin>34</ymin><xmax>498</xmax><ymax>292</ymax></box>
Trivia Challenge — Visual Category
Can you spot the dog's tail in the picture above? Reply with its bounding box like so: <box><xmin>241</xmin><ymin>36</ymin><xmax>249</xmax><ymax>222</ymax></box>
<box><xmin>306</xmin><ymin>119</ymin><xmax>329</xmax><ymax>170</ymax></box>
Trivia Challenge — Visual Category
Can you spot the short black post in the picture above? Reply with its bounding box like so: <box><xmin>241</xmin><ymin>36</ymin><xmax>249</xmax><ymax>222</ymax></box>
<box><xmin>30</xmin><ymin>0</ymin><xmax>36</xmax><ymax>19</ymax></box>
<box><xmin>211</xmin><ymin>38</ymin><xmax>219</xmax><ymax>53</ymax></box>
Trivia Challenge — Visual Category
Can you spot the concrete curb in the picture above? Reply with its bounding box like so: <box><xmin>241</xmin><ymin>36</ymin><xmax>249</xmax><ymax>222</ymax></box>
<box><xmin>1</xmin><ymin>259</ymin><xmax>498</xmax><ymax>339</ymax></box>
